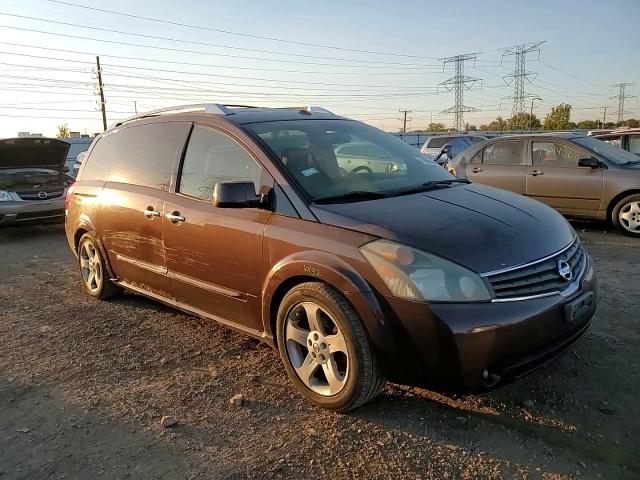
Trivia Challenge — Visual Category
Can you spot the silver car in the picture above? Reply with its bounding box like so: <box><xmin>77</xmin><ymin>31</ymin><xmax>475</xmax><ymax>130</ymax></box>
<box><xmin>0</xmin><ymin>137</ymin><xmax>73</xmax><ymax>227</ymax></box>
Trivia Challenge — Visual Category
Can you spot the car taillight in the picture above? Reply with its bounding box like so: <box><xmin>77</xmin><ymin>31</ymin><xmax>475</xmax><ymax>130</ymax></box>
<box><xmin>64</xmin><ymin>183</ymin><xmax>75</xmax><ymax>217</ymax></box>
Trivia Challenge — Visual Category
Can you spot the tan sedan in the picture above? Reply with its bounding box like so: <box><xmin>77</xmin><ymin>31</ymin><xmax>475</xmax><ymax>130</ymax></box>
<box><xmin>450</xmin><ymin>133</ymin><xmax>640</xmax><ymax>236</ymax></box>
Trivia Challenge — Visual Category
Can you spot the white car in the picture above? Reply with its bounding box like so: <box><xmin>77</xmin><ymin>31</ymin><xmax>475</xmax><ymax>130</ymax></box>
<box><xmin>420</xmin><ymin>134</ymin><xmax>488</xmax><ymax>156</ymax></box>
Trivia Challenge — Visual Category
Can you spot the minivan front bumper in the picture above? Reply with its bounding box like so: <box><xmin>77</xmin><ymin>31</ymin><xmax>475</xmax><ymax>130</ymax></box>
<box><xmin>378</xmin><ymin>254</ymin><xmax>598</xmax><ymax>391</ymax></box>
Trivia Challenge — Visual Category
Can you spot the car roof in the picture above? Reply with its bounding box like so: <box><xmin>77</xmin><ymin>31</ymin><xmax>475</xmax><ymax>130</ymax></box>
<box><xmin>596</xmin><ymin>127</ymin><xmax>640</xmax><ymax>138</ymax></box>
<box><xmin>487</xmin><ymin>132</ymin><xmax>587</xmax><ymax>141</ymax></box>
<box><xmin>112</xmin><ymin>104</ymin><xmax>348</xmax><ymax>130</ymax></box>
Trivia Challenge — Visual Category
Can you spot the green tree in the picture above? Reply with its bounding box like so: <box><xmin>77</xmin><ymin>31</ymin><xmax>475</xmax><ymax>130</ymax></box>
<box><xmin>482</xmin><ymin>116</ymin><xmax>508</xmax><ymax>131</ymax></box>
<box><xmin>543</xmin><ymin>103</ymin><xmax>572</xmax><ymax>130</ymax></box>
<box><xmin>467</xmin><ymin>124</ymin><xmax>477</xmax><ymax>131</ymax></box>
<box><xmin>507</xmin><ymin>112</ymin><xmax>541</xmax><ymax>131</ymax></box>
<box><xmin>426</xmin><ymin>122</ymin><xmax>446</xmax><ymax>132</ymax></box>
<box><xmin>577</xmin><ymin>120</ymin><xmax>599</xmax><ymax>129</ymax></box>
<box><xmin>56</xmin><ymin>123</ymin><xmax>70</xmax><ymax>138</ymax></box>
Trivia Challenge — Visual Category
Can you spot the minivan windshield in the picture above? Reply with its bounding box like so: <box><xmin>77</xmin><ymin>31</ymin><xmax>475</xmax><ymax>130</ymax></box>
<box><xmin>573</xmin><ymin>136</ymin><xmax>640</xmax><ymax>165</ymax></box>
<box><xmin>245</xmin><ymin>119</ymin><xmax>455</xmax><ymax>202</ymax></box>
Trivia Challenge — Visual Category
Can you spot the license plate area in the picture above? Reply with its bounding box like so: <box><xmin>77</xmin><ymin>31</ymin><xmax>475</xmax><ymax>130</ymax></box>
<box><xmin>564</xmin><ymin>291</ymin><xmax>594</xmax><ymax>323</ymax></box>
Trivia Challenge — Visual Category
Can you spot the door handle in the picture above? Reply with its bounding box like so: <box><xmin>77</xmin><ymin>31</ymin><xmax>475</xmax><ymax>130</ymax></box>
<box><xmin>166</xmin><ymin>212</ymin><xmax>185</xmax><ymax>223</ymax></box>
<box><xmin>471</xmin><ymin>168</ymin><xmax>483</xmax><ymax>173</ymax></box>
<box><xmin>530</xmin><ymin>170</ymin><xmax>544</xmax><ymax>176</ymax></box>
<box><xmin>143</xmin><ymin>207</ymin><xmax>160</xmax><ymax>218</ymax></box>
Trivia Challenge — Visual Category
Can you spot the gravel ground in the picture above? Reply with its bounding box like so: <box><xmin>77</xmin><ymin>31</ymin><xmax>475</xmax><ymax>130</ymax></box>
<box><xmin>0</xmin><ymin>222</ymin><xmax>638</xmax><ymax>479</ymax></box>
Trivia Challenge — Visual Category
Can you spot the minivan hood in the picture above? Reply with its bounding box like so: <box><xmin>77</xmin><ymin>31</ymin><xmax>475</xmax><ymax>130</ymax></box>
<box><xmin>0</xmin><ymin>137</ymin><xmax>70</xmax><ymax>171</ymax></box>
<box><xmin>311</xmin><ymin>183</ymin><xmax>574</xmax><ymax>274</ymax></box>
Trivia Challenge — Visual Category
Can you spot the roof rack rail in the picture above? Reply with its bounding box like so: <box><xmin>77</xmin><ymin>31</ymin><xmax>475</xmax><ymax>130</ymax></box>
<box><xmin>276</xmin><ymin>106</ymin><xmax>334</xmax><ymax>115</ymax></box>
<box><xmin>111</xmin><ymin>103</ymin><xmax>258</xmax><ymax>128</ymax></box>
<box><xmin>111</xmin><ymin>103</ymin><xmax>333</xmax><ymax>129</ymax></box>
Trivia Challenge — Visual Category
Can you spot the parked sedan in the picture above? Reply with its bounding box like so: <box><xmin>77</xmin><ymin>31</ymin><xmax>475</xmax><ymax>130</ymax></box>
<box><xmin>0</xmin><ymin>137</ymin><xmax>73</xmax><ymax>227</ymax></box>
<box><xmin>449</xmin><ymin>133</ymin><xmax>640</xmax><ymax>236</ymax></box>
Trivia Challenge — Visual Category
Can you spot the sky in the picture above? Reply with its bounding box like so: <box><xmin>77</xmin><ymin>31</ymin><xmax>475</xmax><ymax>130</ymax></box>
<box><xmin>0</xmin><ymin>0</ymin><xmax>638</xmax><ymax>137</ymax></box>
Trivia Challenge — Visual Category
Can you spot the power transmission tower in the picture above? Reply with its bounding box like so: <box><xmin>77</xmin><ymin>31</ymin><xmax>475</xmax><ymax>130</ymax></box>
<box><xmin>95</xmin><ymin>56</ymin><xmax>107</xmax><ymax>131</ymax></box>
<box><xmin>398</xmin><ymin>109</ymin><xmax>412</xmax><ymax>132</ymax></box>
<box><xmin>611</xmin><ymin>83</ymin><xmax>634</xmax><ymax>124</ymax></box>
<box><xmin>438</xmin><ymin>53</ymin><xmax>481</xmax><ymax>131</ymax></box>
<box><xmin>500</xmin><ymin>42</ymin><xmax>545</xmax><ymax>117</ymax></box>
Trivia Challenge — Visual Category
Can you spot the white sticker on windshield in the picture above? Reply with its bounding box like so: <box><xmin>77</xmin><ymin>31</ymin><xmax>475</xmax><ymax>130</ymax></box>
<box><xmin>301</xmin><ymin>167</ymin><xmax>319</xmax><ymax>177</ymax></box>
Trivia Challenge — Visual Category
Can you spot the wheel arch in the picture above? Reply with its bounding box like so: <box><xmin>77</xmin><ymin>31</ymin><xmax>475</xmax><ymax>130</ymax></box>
<box><xmin>261</xmin><ymin>251</ymin><xmax>389</xmax><ymax>354</ymax></box>
<box><xmin>607</xmin><ymin>189</ymin><xmax>640</xmax><ymax>223</ymax></box>
<box><xmin>73</xmin><ymin>222</ymin><xmax>117</xmax><ymax>280</ymax></box>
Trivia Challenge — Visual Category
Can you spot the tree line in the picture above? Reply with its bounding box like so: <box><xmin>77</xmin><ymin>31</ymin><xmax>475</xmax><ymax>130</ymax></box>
<box><xmin>416</xmin><ymin>103</ymin><xmax>639</xmax><ymax>133</ymax></box>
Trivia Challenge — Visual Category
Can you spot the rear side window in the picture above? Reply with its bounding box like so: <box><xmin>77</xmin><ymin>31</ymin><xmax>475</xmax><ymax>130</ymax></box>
<box><xmin>427</xmin><ymin>137</ymin><xmax>451</xmax><ymax>149</ymax></box>
<box><xmin>628</xmin><ymin>135</ymin><xmax>640</xmax><ymax>155</ymax></box>
<box><xmin>178</xmin><ymin>125</ymin><xmax>263</xmax><ymax>201</ymax></box>
<box><xmin>79</xmin><ymin>137</ymin><xmax>114</xmax><ymax>182</ymax></box>
<box><xmin>105</xmin><ymin>122</ymin><xmax>190</xmax><ymax>190</ymax></box>
<box><xmin>532</xmin><ymin>141</ymin><xmax>583</xmax><ymax>167</ymax></box>
<box><xmin>483</xmin><ymin>141</ymin><xmax>525</xmax><ymax>165</ymax></box>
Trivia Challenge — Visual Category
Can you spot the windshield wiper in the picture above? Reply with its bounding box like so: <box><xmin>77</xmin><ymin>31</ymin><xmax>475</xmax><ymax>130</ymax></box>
<box><xmin>388</xmin><ymin>179</ymin><xmax>470</xmax><ymax>197</ymax></box>
<box><xmin>313</xmin><ymin>190</ymin><xmax>388</xmax><ymax>204</ymax></box>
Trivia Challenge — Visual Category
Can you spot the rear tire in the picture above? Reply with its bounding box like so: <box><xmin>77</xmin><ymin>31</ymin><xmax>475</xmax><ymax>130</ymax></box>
<box><xmin>611</xmin><ymin>194</ymin><xmax>640</xmax><ymax>237</ymax></box>
<box><xmin>276</xmin><ymin>282</ymin><xmax>385</xmax><ymax>412</ymax></box>
<box><xmin>77</xmin><ymin>233</ymin><xmax>120</xmax><ymax>299</ymax></box>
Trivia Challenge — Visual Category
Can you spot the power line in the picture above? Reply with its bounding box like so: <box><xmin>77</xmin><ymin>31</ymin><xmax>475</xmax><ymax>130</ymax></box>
<box><xmin>47</xmin><ymin>0</ymin><xmax>442</xmax><ymax>60</ymax></box>
<box><xmin>500</xmin><ymin>41</ymin><xmax>545</xmax><ymax>116</ymax></box>
<box><xmin>539</xmin><ymin>61</ymin><xmax>605</xmax><ymax>89</ymax></box>
<box><xmin>0</xmin><ymin>13</ymin><xmax>445</xmax><ymax>68</ymax></box>
<box><xmin>438</xmin><ymin>53</ymin><xmax>481</xmax><ymax>131</ymax></box>
<box><xmin>0</xmin><ymin>44</ymin><xmax>441</xmax><ymax>75</ymax></box>
<box><xmin>0</xmin><ymin>25</ymin><xmax>448</xmax><ymax>70</ymax></box>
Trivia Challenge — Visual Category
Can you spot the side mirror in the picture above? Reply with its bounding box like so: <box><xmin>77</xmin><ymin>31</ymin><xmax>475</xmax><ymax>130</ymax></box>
<box><xmin>213</xmin><ymin>181</ymin><xmax>267</xmax><ymax>208</ymax></box>
<box><xmin>62</xmin><ymin>165</ymin><xmax>70</xmax><ymax>173</ymax></box>
<box><xmin>578</xmin><ymin>157</ymin><xmax>600</xmax><ymax>169</ymax></box>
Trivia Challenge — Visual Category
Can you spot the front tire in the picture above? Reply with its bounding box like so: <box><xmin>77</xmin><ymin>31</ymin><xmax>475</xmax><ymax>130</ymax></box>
<box><xmin>77</xmin><ymin>233</ymin><xmax>120</xmax><ymax>299</ymax></box>
<box><xmin>611</xmin><ymin>194</ymin><xmax>640</xmax><ymax>237</ymax></box>
<box><xmin>276</xmin><ymin>282</ymin><xmax>385</xmax><ymax>412</ymax></box>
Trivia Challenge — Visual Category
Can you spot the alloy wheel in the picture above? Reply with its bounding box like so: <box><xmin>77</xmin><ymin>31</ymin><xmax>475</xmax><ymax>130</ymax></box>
<box><xmin>284</xmin><ymin>301</ymin><xmax>349</xmax><ymax>396</ymax></box>
<box><xmin>79</xmin><ymin>241</ymin><xmax>103</xmax><ymax>294</ymax></box>
<box><xmin>619</xmin><ymin>201</ymin><xmax>640</xmax><ymax>233</ymax></box>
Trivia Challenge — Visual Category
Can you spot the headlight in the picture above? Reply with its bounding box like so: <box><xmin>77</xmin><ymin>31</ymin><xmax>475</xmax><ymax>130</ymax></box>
<box><xmin>0</xmin><ymin>190</ymin><xmax>12</xmax><ymax>201</ymax></box>
<box><xmin>360</xmin><ymin>240</ymin><xmax>491</xmax><ymax>302</ymax></box>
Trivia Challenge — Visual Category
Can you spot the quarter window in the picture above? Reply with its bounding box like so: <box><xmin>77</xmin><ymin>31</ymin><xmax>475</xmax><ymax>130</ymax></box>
<box><xmin>179</xmin><ymin>126</ymin><xmax>262</xmax><ymax>201</ymax></box>
<box><xmin>483</xmin><ymin>141</ymin><xmax>525</xmax><ymax>165</ymax></box>
<box><xmin>105</xmin><ymin>122</ymin><xmax>189</xmax><ymax>190</ymax></box>
<box><xmin>532</xmin><ymin>141</ymin><xmax>583</xmax><ymax>167</ymax></box>
<box><xmin>628</xmin><ymin>135</ymin><xmax>640</xmax><ymax>156</ymax></box>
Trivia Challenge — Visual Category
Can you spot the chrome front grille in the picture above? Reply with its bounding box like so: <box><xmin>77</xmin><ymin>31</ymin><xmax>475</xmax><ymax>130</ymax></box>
<box><xmin>485</xmin><ymin>238</ymin><xmax>586</xmax><ymax>301</ymax></box>
<box><xmin>15</xmin><ymin>188</ymin><xmax>64</xmax><ymax>200</ymax></box>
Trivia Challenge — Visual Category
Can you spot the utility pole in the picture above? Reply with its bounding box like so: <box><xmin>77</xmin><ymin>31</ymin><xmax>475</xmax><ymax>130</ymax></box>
<box><xmin>96</xmin><ymin>56</ymin><xmax>107</xmax><ymax>131</ymax></box>
<box><xmin>500</xmin><ymin>42</ymin><xmax>545</xmax><ymax>118</ymax></box>
<box><xmin>611</xmin><ymin>83</ymin><xmax>634</xmax><ymax>125</ymax></box>
<box><xmin>438</xmin><ymin>53</ymin><xmax>481</xmax><ymax>131</ymax></box>
<box><xmin>529</xmin><ymin>97</ymin><xmax>542</xmax><ymax>131</ymax></box>
<box><xmin>601</xmin><ymin>105</ymin><xmax>608</xmax><ymax>129</ymax></box>
<box><xmin>133</xmin><ymin>100</ymin><xmax>138</xmax><ymax>115</ymax></box>
<box><xmin>398</xmin><ymin>109</ymin><xmax>412</xmax><ymax>133</ymax></box>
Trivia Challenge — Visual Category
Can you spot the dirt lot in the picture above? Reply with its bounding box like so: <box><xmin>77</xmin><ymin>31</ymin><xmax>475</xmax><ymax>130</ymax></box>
<box><xmin>0</xmin><ymin>222</ymin><xmax>638</xmax><ymax>479</ymax></box>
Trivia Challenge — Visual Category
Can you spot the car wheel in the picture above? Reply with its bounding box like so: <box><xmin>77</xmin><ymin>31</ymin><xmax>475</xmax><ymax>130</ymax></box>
<box><xmin>77</xmin><ymin>233</ymin><xmax>120</xmax><ymax>299</ymax></box>
<box><xmin>611</xmin><ymin>194</ymin><xmax>640</xmax><ymax>237</ymax></box>
<box><xmin>276</xmin><ymin>282</ymin><xmax>385</xmax><ymax>412</ymax></box>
